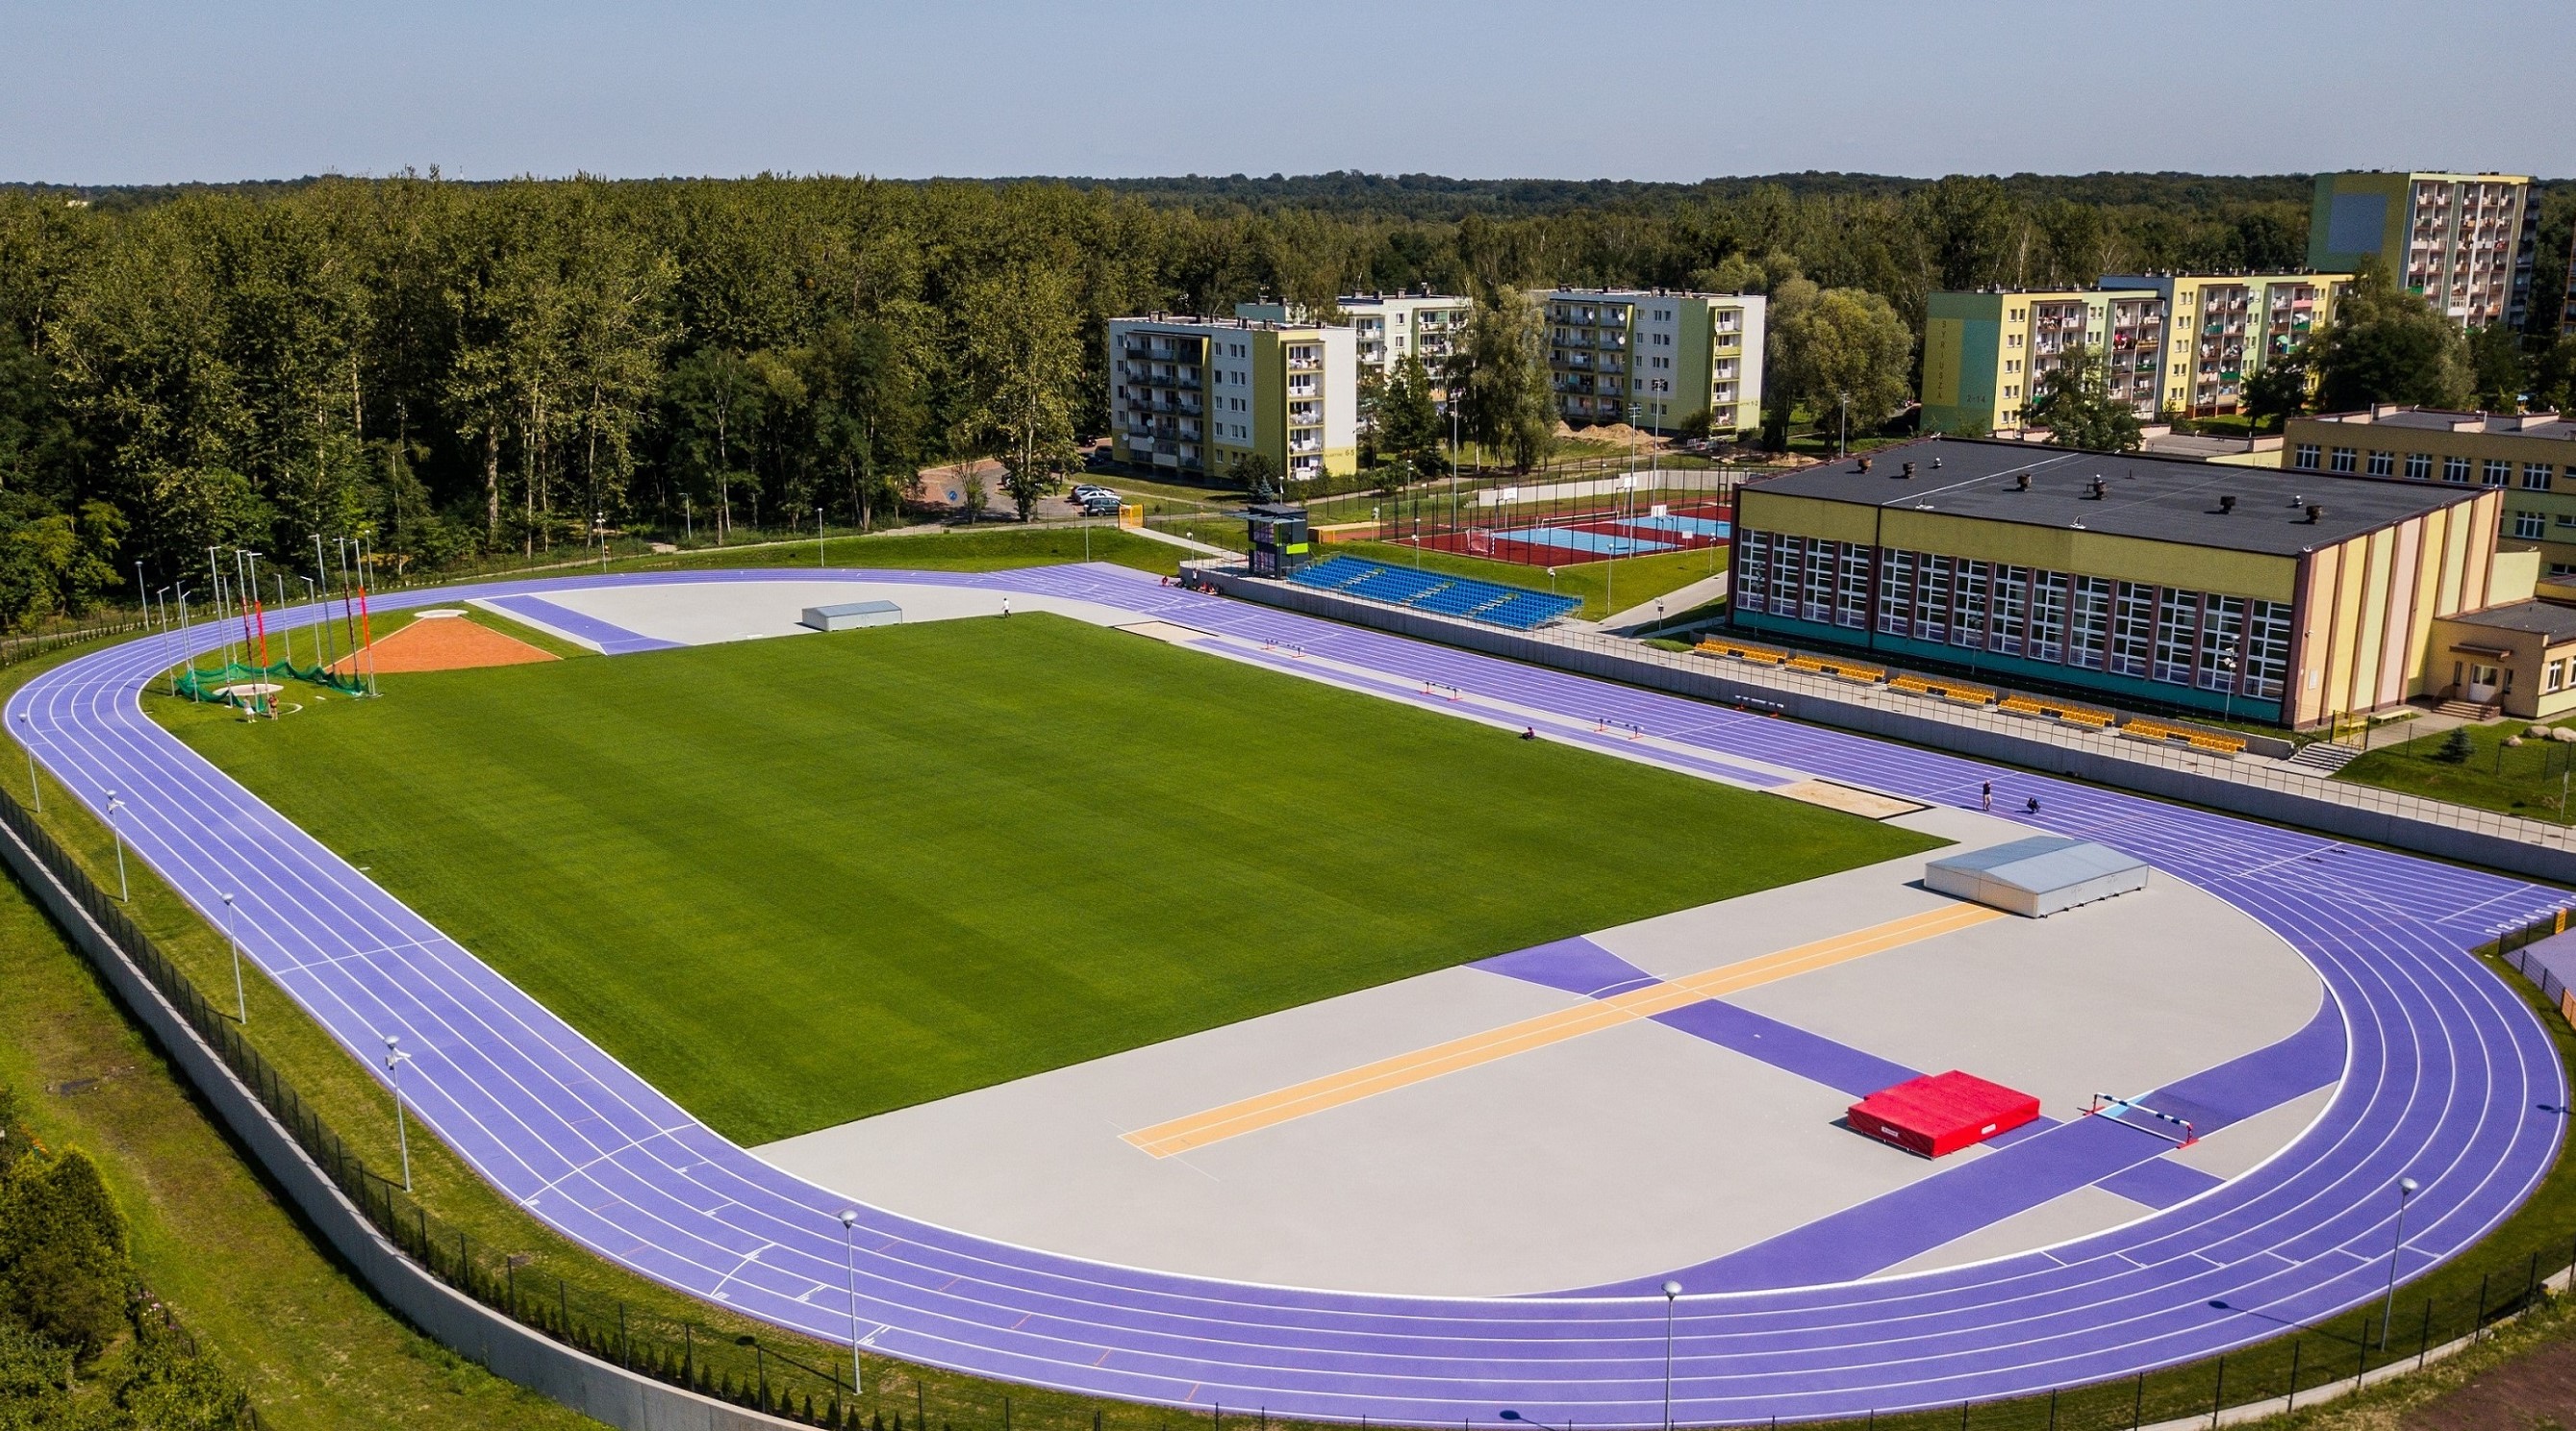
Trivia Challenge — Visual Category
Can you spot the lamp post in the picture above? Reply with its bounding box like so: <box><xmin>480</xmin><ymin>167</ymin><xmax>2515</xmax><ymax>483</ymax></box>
<box><xmin>2380</xmin><ymin>1176</ymin><xmax>2418</xmax><ymax>1347</ymax></box>
<box><xmin>15</xmin><ymin>711</ymin><xmax>38</xmax><ymax>813</ymax></box>
<box><xmin>1661</xmin><ymin>1279</ymin><xmax>1683</xmax><ymax>1431</ymax></box>
<box><xmin>220</xmin><ymin>892</ymin><xmax>247</xmax><ymax>1022</ymax></box>
<box><xmin>1837</xmin><ymin>390</ymin><xmax>1850</xmax><ymax>460</ymax></box>
<box><xmin>385</xmin><ymin>1035</ymin><xmax>414</xmax><ymax>1192</ymax></box>
<box><xmin>817</xmin><ymin>507</ymin><xmax>826</xmax><ymax>568</ymax></box>
<box><xmin>595</xmin><ymin>512</ymin><xmax>609</xmax><ymax>572</ymax></box>
<box><xmin>105</xmin><ymin>793</ymin><xmax>128</xmax><ymax>901</ymax></box>
<box><xmin>838</xmin><ymin>1209</ymin><xmax>864</xmax><ymax>1394</ymax></box>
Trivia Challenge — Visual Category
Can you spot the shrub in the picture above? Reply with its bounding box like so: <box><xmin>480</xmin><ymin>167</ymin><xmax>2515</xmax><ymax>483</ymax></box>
<box><xmin>2437</xmin><ymin>728</ymin><xmax>2476</xmax><ymax>765</ymax></box>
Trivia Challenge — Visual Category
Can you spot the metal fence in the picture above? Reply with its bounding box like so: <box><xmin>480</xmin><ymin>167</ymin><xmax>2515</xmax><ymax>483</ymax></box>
<box><xmin>0</xmin><ymin>618</ymin><xmax>149</xmax><ymax>673</ymax></box>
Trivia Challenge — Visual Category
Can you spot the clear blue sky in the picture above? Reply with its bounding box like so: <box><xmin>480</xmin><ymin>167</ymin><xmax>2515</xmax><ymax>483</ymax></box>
<box><xmin>9</xmin><ymin>0</ymin><xmax>2573</xmax><ymax>184</ymax></box>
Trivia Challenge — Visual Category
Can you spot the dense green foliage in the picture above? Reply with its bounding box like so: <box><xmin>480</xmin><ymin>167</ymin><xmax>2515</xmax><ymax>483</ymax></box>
<box><xmin>2312</xmin><ymin>264</ymin><xmax>2477</xmax><ymax>414</ymax></box>
<box><xmin>2027</xmin><ymin>346</ymin><xmax>2145</xmax><ymax>452</ymax></box>
<box><xmin>171</xmin><ymin>615</ymin><xmax>1934</xmax><ymax>1143</ymax></box>
<box><xmin>0</xmin><ymin>1087</ymin><xmax>247</xmax><ymax>1429</ymax></box>
<box><xmin>3</xmin><ymin>171</ymin><xmax>2567</xmax><ymax>632</ymax></box>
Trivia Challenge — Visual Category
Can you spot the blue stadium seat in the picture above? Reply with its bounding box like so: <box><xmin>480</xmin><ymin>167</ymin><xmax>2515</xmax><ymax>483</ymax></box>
<box><xmin>1281</xmin><ymin>556</ymin><xmax>1578</xmax><ymax>630</ymax></box>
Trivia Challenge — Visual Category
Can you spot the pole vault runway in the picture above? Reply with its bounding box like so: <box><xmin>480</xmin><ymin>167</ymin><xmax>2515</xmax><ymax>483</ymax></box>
<box><xmin>9</xmin><ymin>562</ymin><xmax>2568</xmax><ymax>1425</ymax></box>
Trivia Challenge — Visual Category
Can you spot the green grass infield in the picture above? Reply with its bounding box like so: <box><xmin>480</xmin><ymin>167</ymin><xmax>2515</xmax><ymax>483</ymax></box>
<box><xmin>167</xmin><ymin>612</ymin><xmax>1938</xmax><ymax>1145</ymax></box>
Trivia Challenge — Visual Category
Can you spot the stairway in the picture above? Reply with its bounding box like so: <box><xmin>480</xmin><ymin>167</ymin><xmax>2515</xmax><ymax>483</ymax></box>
<box><xmin>2283</xmin><ymin>741</ymin><xmax>2366</xmax><ymax>776</ymax></box>
<box><xmin>2437</xmin><ymin>699</ymin><xmax>2501</xmax><ymax>721</ymax></box>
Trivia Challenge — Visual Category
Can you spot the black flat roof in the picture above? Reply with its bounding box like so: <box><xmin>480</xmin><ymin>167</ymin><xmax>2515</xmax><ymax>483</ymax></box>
<box><xmin>1744</xmin><ymin>438</ymin><xmax>2482</xmax><ymax>556</ymax></box>
<box><xmin>2445</xmin><ymin>600</ymin><xmax>2576</xmax><ymax>640</ymax></box>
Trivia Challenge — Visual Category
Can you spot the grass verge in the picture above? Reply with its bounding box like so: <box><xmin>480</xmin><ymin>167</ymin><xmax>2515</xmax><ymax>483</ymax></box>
<box><xmin>0</xmin><ymin>808</ymin><xmax>600</xmax><ymax>1429</ymax></box>
<box><xmin>2338</xmin><ymin>718</ymin><xmax>2576</xmax><ymax>825</ymax></box>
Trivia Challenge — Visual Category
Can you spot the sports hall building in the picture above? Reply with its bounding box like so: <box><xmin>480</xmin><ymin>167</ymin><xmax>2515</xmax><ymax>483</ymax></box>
<box><xmin>1731</xmin><ymin>437</ymin><xmax>2533</xmax><ymax>728</ymax></box>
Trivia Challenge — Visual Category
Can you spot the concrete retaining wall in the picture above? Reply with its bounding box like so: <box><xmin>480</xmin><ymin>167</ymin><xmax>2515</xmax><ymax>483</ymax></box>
<box><xmin>0</xmin><ymin>811</ymin><xmax>808</xmax><ymax>1431</ymax></box>
<box><xmin>1206</xmin><ymin>571</ymin><xmax>2576</xmax><ymax>887</ymax></box>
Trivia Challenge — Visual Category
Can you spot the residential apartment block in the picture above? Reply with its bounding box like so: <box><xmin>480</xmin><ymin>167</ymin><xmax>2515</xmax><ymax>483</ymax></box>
<box><xmin>1320</xmin><ymin>289</ymin><xmax>1472</xmax><ymax>377</ymax></box>
<box><xmin>2563</xmin><ymin>227</ymin><xmax>2576</xmax><ymax>338</ymax></box>
<box><xmin>1234</xmin><ymin>290</ymin><xmax>1471</xmax><ymax>379</ymax></box>
<box><xmin>1923</xmin><ymin>274</ymin><xmax>2346</xmax><ymax>435</ymax></box>
<box><xmin>2286</xmin><ymin>407</ymin><xmax>2576</xmax><ymax>574</ymax></box>
<box><xmin>1107</xmin><ymin>315</ymin><xmax>1358</xmax><ymax>483</ymax></box>
<box><xmin>1541</xmin><ymin>289</ymin><xmax>1765</xmax><ymax>435</ymax></box>
<box><xmin>2308</xmin><ymin>171</ymin><xmax>2538</xmax><ymax>328</ymax></box>
<box><xmin>1922</xmin><ymin>288</ymin><xmax>2157</xmax><ymax>435</ymax></box>
<box><xmin>2101</xmin><ymin>272</ymin><xmax>2347</xmax><ymax>417</ymax></box>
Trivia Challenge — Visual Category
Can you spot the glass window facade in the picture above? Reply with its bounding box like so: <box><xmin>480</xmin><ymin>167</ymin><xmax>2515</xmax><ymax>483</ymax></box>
<box><xmin>1736</xmin><ymin>527</ymin><xmax>2291</xmax><ymax>704</ymax></box>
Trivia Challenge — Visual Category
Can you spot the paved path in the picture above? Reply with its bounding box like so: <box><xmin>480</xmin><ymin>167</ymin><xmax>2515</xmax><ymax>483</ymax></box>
<box><xmin>1601</xmin><ymin>571</ymin><xmax>1730</xmax><ymax>634</ymax></box>
<box><xmin>8</xmin><ymin>563</ymin><xmax>2566</xmax><ymax>1427</ymax></box>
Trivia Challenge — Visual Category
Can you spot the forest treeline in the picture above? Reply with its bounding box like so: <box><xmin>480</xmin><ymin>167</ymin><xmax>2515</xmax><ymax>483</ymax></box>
<box><xmin>0</xmin><ymin>171</ymin><xmax>2566</xmax><ymax>630</ymax></box>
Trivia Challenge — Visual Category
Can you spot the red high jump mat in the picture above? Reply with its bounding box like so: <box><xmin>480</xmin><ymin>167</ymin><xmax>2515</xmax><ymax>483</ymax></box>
<box><xmin>1848</xmin><ymin>1071</ymin><xmax>2040</xmax><ymax>1158</ymax></box>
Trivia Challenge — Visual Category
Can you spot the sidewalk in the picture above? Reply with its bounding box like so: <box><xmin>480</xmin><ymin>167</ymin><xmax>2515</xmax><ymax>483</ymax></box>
<box><xmin>1600</xmin><ymin>572</ymin><xmax>1729</xmax><ymax>635</ymax></box>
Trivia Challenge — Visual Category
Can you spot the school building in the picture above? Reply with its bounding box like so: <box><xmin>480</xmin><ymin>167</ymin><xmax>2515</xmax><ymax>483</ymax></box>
<box><xmin>1731</xmin><ymin>437</ymin><xmax>2536</xmax><ymax>728</ymax></box>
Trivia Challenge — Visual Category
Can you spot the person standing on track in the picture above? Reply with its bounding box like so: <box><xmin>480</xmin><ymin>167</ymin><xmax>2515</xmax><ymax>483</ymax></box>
<box><xmin>1981</xmin><ymin>780</ymin><xmax>1993</xmax><ymax>812</ymax></box>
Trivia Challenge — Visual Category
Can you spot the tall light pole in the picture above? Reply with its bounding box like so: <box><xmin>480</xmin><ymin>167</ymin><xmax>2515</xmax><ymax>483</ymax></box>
<box><xmin>105</xmin><ymin>792</ymin><xmax>128</xmax><ymax>902</ymax></box>
<box><xmin>595</xmin><ymin>511</ymin><xmax>609</xmax><ymax>572</ymax></box>
<box><xmin>838</xmin><ymin>1209</ymin><xmax>865</xmax><ymax>1394</ymax></box>
<box><xmin>1661</xmin><ymin>1279</ymin><xmax>1683</xmax><ymax>1431</ymax></box>
<box><xmin>221</xmin><ymin>892</ymin><xmax>247</xmax><ymax>1022</ymax></box>
<box><xmin>817</xmin><ymin>507</ymin><xmax>826</xmax><ymax>568</ymax></box>
<box><xmin>1837</xmin><ymin>390</ymin><xmax>1850</xmax><ymax>460</ymax></box>
<box><xmin>15</xmin><ymin>711</ymin><xmax>37</xmax><ymax>813</ymax></box>
<box><xmin>273</xmin><ymin>573</ymin><xmax>293</xmax><ymax>668</ymax></box>
<box><xmin>385</xmin><ymin>1035</ymin><xmax>414</xmax><ymax>1193</ymax></box>
<box><xmin>2380</xmin><ymin>1176</ymin><xmax>2419</xmax><ymax>1348</ymax></box>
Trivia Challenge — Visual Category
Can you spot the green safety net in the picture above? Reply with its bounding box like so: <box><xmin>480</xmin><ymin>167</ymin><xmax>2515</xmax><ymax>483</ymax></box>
<box><xmin>169</xmin><ymin>658</ymin><xmax>367</xmax><ymax>706</ymax></box>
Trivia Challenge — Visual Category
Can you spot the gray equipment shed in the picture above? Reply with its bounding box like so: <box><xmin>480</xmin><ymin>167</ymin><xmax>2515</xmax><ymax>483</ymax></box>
<box><xmin>1925</xmin><ymin>837</ymin><xmax>2148</xmax><ymax>917</ymax></box>
<box><xmin>801</xmin><ymin>600</ymin><xmax>902</xmax><ymax>632</ymax></box>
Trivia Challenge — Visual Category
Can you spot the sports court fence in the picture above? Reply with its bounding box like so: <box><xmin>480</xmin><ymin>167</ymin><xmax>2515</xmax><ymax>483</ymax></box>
<box><xmin>1319</xmin><ymin>469</ymin><xmax>1747</xmax><ymax>570</ymax></box>
<box><xmin>6</xmin><ymin>676</ymin><xmax>2576</xmax><ymax>1429</ymax></box>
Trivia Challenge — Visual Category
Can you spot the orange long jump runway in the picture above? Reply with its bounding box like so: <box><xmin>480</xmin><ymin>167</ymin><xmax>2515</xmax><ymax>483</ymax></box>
<box><xmin>1123</xmin><ymin>900</ymin><xmax>2004</xmax><ymax>1159</ymax></box>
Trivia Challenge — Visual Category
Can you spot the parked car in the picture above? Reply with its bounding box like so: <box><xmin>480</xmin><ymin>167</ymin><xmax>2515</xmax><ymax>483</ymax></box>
<box><xmin>1083</xmin><ymin>448</ymin><xmax>1117</xmax><ymax>471</ymax></box>
<box><xmin>1072</xmin><ymin>484</ymin><xmax>1119</xmax><ymax>504</ymax></box>
<box><xmin>1079</xmin><ymin>494</ymin><xmax>1123</xmax><ymax>517</ymax></box>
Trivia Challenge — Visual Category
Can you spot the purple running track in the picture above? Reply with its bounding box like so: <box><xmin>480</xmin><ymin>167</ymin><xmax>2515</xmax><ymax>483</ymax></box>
<box><xmin>8</xmin><ymin>563</ymin><xmax>2566</xmax><ymax>1426</ymax></box>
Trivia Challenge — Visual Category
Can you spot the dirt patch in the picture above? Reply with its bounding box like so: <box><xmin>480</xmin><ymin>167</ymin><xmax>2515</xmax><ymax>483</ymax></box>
<box><xmin>2405</xmin><ymin>1331</ymin><xmax>2576</xmax><ymax>1428</ymax></box>
<box><xmin>332</xmin><ymin>616</ymin><xmax>558</xmax><ymax>674</ymax></box>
